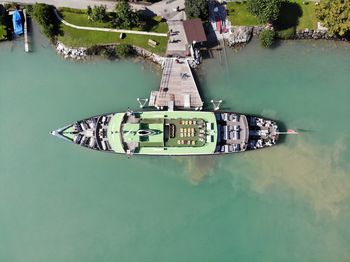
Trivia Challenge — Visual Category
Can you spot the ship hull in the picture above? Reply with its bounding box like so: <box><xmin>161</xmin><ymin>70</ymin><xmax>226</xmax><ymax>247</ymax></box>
<box><xmin>51</xmin><ymin>111</ymin><xmax>279</xmax><ymax>156</ymax></box>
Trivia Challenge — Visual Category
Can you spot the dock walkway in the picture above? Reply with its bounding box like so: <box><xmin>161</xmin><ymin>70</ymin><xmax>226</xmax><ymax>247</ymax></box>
<box><xmin>149</xmin><ymin>58</ymin><xmax>203</xmax><ymax>110</ymax></box>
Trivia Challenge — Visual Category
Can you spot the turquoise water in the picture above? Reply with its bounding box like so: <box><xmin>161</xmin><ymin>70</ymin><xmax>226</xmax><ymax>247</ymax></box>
<box><xmin>1</xmin><ymin>30</ymin><xmax>350</xmax><ymax>261</ymax></box>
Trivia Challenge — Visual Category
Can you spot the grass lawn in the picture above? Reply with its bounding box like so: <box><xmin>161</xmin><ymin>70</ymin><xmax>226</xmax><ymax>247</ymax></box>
<box><xmin>58</xmin><ymin>24</ymin><xmax>168</xmax><ymax>55</ymax></box>
<box><xmin>57</xmin><ymin>8</ymin><xmax>168</xmax><ymax>55</ymax></box>
<box><xmin>59</xmin><ymin>8</ymin><xmax>168</xmax><ymax>33</ymax></box>
<box><xmin>0</xmin><ymin>23</ymin><xmax>6</xmax><ymax>40</ymax></box>
<box><xmin>226</xmin><ymin>2</ymin><xmax>260</xmax><ymax>26</ymax></box>
<box><xmin>293</xmin><ymin>0</ymin><xmax>317</xmax><ymax>30</ymax></box>
<box><xmin>275</xmin><ymin>0</ymin><xmax>317</xmax><ymax>31</ymax></box>
<box><xmin>59</xmin><ymin>9</ymin><xmax>113</xmax><ymax>28</ymax></box>
<box><xmin>226</xmin><ymin>1</ymin><xmax>316</xmax><ymax>31</ymax></box>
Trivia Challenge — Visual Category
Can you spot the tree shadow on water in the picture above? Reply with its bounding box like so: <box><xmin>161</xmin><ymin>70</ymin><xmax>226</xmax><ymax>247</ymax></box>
<box><xmin>275</xmin><ymin>2</ymin><xmax>303</xmax><ymax>30</ymax></box>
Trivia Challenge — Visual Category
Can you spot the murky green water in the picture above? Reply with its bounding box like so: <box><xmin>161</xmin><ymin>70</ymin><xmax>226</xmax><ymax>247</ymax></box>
<box><xmin>1</xmin><ymin>28</ymin><xmax>350</xmax><ymax>261</ymax></box>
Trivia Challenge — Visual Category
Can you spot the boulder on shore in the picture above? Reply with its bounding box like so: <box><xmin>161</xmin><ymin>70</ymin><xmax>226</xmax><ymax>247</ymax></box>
<box><xmin>56</xmin><ymin>42</ymin><xmax>87</xmax><ymax>60</ymax></box>
<box><xmin>228</xmin><ymin>26</ymin><xmax>253</xmax><ymax>46</ymax></box>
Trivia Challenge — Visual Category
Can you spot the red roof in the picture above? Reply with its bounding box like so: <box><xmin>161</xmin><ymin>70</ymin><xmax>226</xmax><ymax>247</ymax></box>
<box><xmin>183</xmin><ymin>19</ymin><xmax>207</xmax><ymax>43</ymax></box>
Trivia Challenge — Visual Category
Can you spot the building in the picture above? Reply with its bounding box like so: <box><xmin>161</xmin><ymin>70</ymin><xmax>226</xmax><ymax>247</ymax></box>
<box><xmin>166</xmin><ymin>18</ymin><xmax>207</xmax><ymax>58</ymax></box>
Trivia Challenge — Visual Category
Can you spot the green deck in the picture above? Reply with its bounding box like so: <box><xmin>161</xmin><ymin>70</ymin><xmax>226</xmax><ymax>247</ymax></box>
<box><xmin>107</xmin><ymin>113</ymin><xmax>125</xmax><ymax>153</ymax></box>
<box><xmin>123</xmin><ymin>122</ymin><xmax>164</xmax><ymax>147</ymax></box>
<box><xmin>107</xmin><ymin>111</ymin><xmax>218</xmax><ymax>155</ymax></box>
<box><xmin>62</xmin><ymin>125</ymin><xmax>76</xmax><ymax>140</ymax></box>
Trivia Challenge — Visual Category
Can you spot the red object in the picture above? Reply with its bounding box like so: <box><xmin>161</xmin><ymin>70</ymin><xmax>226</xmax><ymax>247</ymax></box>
<box><xmin>216</xmin><ymin>20</ymin><xmax>222</xmax><ymax>34</ymax></box>
<box><xmin>287</xmin><ymin>129</ymin><xmax>298</xmax><ymax>134</ymax></box>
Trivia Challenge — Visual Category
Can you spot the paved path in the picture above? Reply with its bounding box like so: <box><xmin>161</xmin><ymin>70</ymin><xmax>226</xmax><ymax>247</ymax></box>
<box><xmin>146</xmin><ymin>0</ymin><xmax>184</xmax><ymax>20</ymax></box>
<box><xmin>1</xmin><ymin>0</ymin><xmax>184</xmax><ymax>16</ymax></box>
<box><xmin>54</xmin><ymin>9</ymin><xmax>167</xmax><ymax>37</ymax></box>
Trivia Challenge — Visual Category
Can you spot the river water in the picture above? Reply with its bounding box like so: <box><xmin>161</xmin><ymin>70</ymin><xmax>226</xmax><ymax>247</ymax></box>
<box><xmin>1</xmin><ymin>28</ymin><xmax>350</xmax><ymax>261</ymax></box>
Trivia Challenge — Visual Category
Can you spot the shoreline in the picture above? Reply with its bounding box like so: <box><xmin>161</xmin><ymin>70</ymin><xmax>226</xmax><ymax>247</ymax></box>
<box><xmin>55</xmin><ymin>41</ymin><xmax>165</xmax><ymax>66</ymax></box>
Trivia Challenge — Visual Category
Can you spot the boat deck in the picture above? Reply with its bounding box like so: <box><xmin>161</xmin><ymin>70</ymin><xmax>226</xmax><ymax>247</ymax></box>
<box><xmin>164</xmin><ymin>118</ymin><xmax>207</xmax><ymax>147</ymax></box>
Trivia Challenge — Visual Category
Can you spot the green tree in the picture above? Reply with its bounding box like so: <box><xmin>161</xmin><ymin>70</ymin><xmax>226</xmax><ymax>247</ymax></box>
<box><xmin>185</xmin><ymin>0</ymin><xmax>208</xmax><ymax>20</ymax></box>
<box><xmin>0</xmin><ymin>4</ymin><xmax>6</xmax><ymax>23</ymax></box>
<box><xmin>316</xmin><ymin>0</ymin><xmax>350</xmax><ymax>37</ymax></box>
<box><xmin>32</xmin><ymin>4</ymin><xmax>58</xmax><ymax>40</ymax></box>
<box><xmin>90</xmin><ymin>5</ymin><xmax>107</xmax><ymax>22</ymax></box>
<box><xmin>247</xmin><ymin>0</ymin><xmax>284</xmax><ymax>23</ymax></box>
<box><xmin>114</xmin><ymin>0</ymin><xmax>139</xmax><ymax>29</ymax></box>
<box><xmin>259</xmin><ymin>29</ymin><xmax>275</xmax><ymax>47</ymax></box>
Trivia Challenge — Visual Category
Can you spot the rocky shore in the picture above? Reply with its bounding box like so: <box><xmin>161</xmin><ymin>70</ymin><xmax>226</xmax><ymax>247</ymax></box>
<box><xmin>226</xmin><ymin>25</ymin><xmax>348</xmax><ymax>48</ymax></box>
<box><xmin>294</xmin><ymin>29</ymin><xmax>342</xmax><ymax>40</ymax></box>
<box><xmin>227</xmin><ymin>25</ymin><xmax>270</xmax><ymax>47</ymax></box>
<box><xmin>56</xmin><ymin>42</ymin><xmax>87</xmax><ymax>60</ymax></box>
<box><xmin>55</xmin><ymin>41</ymin><xmax>165</xmax><ymax>65</ymax></box>
<box><xmin>133</xmin><ymin>46</ymin><xmax>165</xmax><ymax>65</ymax></box>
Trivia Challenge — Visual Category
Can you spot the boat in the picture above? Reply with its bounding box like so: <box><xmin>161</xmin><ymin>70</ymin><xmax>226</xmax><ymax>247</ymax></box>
<box><xmin>12</xmin><ymin>10</ymin><xmax>23</xmax><ymax>36</ymax></box>
<box><xmin>51</xmin><ymin>110</ymin><xmax>279</xmax><ymax>156</ymax></box>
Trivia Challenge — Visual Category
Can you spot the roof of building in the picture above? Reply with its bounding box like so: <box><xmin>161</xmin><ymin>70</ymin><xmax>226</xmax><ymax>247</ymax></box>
<box><xmin>183</xmin><ymin>18</ymin><xmax>207</xmax><ymax>43</ymax></box>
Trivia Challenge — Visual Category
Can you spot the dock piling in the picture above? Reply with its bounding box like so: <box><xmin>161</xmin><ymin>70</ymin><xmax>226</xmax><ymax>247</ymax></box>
<box><xmin>23</xmin><ymin>9</ymin><xmax>30</xmax><ymax>52</ymax></box>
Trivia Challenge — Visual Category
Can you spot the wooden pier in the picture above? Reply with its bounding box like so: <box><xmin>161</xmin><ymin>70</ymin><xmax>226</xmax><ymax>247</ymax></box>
<box><xmin>148</xmin><ymin>58</ymin><xmax>203</xmax><ymax>110</ymax></box>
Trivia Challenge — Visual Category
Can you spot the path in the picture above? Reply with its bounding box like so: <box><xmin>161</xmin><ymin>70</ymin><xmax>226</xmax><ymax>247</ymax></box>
<box><xmin>1</xmin><ymin>0</ymin><xmax>184</xmax><ymax>16</ymax></box>
<box><xmin>54</xmin><ymin>9</ymin><xmax>167</xmax><ymax>37</ymax></box>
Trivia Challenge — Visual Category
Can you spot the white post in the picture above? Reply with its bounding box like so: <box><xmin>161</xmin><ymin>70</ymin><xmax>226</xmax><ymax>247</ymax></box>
<box><xmin>137</xmin><ymin>98</ymin><xmax>149</xmax><ymax>108</ymax></box>
<box><xmin>210</xmin><ymin>100</ymin><xmax>223</xmax><ymax>111</ymax></box>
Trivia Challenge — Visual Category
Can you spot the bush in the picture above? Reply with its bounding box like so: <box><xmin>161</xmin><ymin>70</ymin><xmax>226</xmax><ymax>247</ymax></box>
<box><xmin>25</xmin><ymin>5</ymin><xmax>33</xmax><ymax>15</ymax></box>
<box><xmin>101</xmin><ymin>47</ymin><xmax>116</xmax><ymax>58</ymax></box>
<box><xmin>87</xmin><ymin>5</ymin><xmax>107</xmax><ymax>22</ymax></box>
<box><xmin>276</xmin><ymin>27</ymin><xmax>296</xmax><ymax>39</ymax></box>
<box><xmin>86</xmin><ymin>44</ymin><xmax>133</xmax><ymax>59</ymax></box>
<box><xmin>185</xmin><ymin>0</ymin><xmax>208</xmax><ymax>20</ymax></box>
<box><xmin>259</xmin><ymin>29</ymin><xmax>275</xmax><ymax>47</ymax></box>
<box><xmin>59</xmin><ymin>7</ymin><xmax>85</xmax><ymax>14</ymax></box>
<box><xmin>115</xmin><ymin>44</ymin><xmax>133</xmax><ymax>58</ymax></box>
<box><xmin>32</xmin><ymin>4</ymin><xmax>60</xmax><ymax>40</ymax></box>
<box><xmin>86</xmin><ymin>45</ymin><xmax>102</xmax><ymax>55</ymax></box>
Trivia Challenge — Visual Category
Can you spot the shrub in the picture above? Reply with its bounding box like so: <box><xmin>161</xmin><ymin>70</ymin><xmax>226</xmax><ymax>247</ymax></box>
<box><xmin>101</xmin><ymin>47</ymin><xmax>116</xmax><ymax>58</ymax></box>
<box><xmin>88</xmin><ymin>5</ymin><xmax>107</xmax><ymax>22</ymax></box>
<box><xmin>247</xmin><ymin>0</ymin><xmax>284</xmax><ymax>23</ymax></box>
<box><xmin>25</xmin><ymin>5</ymin><xmax>33</xmax><ymax>15</ymax></box>
<box><xmin>59</xmin><ymin>7</ymin><xmax>85</xmax><ymax>14</ymax></box>
<box><xmin>259</xmin><ymin>29</ymin><xmax>275</xmax><ymax>47</ymax></box>
<box><xmin>276</xmin><ymin>27</ymin><xmax>296</xmax><ymax>39</ymax></box>
<box><xmin>115</xmin><ymin>44</ymin><xmax>133</xmax><ymax>58</ymax></box>
<box><xmin>32</xmin><ymin>4</ymin><xmax>59</xmax><ymax>40</ymax></box>
<box><xmin>86</xmin><ymin>45</ymin><xmax>102</xmax><ymax>55</ymax></box>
